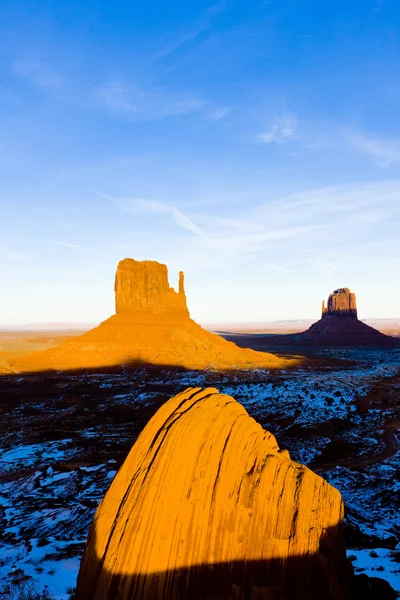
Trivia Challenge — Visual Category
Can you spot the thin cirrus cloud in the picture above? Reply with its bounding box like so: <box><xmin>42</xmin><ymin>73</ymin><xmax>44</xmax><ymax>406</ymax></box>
<box><xmin>255</xmin><ymin>114</ymin><xmax>298</xmax><ymax>145</ymax></box>
<box><xmin>93</xmin><ymin>188</ymin><xmax>321</xmax><ymax>265</ymax></box>
<box><xmin>95</xmin><ymin>190</ymin><xmax>205</xmax><ymax>238</ymax></box>
<box><xmin>208</xmin><ymin>106</ymin><xmax>231</xmax><ymax>120</ymax></box>
<box><xmin>349</xmin><ymin>132</ymin><xmax>400</xmax><ymax>167</ymax></box>
<box><xmin>94</xmin><ymin>81</ymin><xmax>205</xmax><ymax>119</ymax></box>
<box><xmin>93</xmin><ymin>179</ymin><xmax>400</xmax><ymax>270</ymax></box>
<box><xmin>0</xmin><ymin>244</ymin><xmax>30</xmax><ymax>260</ymax></box>
<box><xmin>12</xmin><ymin>60</ymin><xmax>63</xmax><ymax>90</ymax></box>
<box><xmin>192</xmin><ymin>180</ymin><xmax>400</xmax><ymax>264</ymax></box>
<box><xmin>53</xmin><ymin>240</ymin><xmax>81</xmax><ymax>249</ymax></box>
<box><xmin>148</xmin><ymin>2</ymin><xmax>225</xmax><ymax>63</ymax></box>
<box><xmin>255</xmin><ymin>180</ymin><xmax>400</xmax><ymax>222</ymax></box>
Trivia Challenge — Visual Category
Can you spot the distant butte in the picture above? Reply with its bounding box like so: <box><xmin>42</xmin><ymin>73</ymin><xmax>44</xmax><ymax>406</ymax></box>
<box><xmin>1</xmin><ymin>258</ymin><xmax>295</xmax><ymax>373</ymax></box>
<box><xmin>322</xmin><ymin>288</ymin><xmax>358</xmax><ymax>319</ymax></box>
<box><xmin>303</xmin><ymin>287</ymin><xmax>398</xmax><ymax>346</ymax></box>
<box><xmin>223</xmin><ymin>287</ymin><xmax>400</xmax><ymax>349</ymax></box>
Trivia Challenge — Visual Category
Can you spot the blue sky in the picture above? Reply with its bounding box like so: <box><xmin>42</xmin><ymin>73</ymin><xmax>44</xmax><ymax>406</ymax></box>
<box><xmin>0</xmin><ymin>0</ymin><xmax>399</xmax><ymax>324</ymax></box>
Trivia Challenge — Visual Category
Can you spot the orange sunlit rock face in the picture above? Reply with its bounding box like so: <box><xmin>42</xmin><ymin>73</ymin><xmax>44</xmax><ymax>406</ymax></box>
<box><xmin>2</xmin><ymin>259</ymin><xmax>296</xmax><ymax>372</ymax></box>
<box><xmin>75</xmin><ymin>388</ymin><xmax>352</xmax><ymax>600</ymax></box>
<box><xmin>115</xmin><ymin>259</ymin><xmax>189</xmax><ymax>317</ymax></box>
<box><xmin>322</xmin><ymin>288</ymin><xmax>357</xmax><ymax>318</ymax></box>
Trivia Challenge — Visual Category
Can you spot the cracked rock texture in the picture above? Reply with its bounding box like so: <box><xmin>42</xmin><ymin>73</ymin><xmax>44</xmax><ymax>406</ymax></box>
<box><xmin>76</xmin><ymin>388</ymin><xmax>352</xmax><ymax>600</ymax></box>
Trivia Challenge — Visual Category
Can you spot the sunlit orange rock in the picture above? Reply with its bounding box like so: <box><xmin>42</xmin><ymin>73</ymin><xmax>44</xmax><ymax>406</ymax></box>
<box><xmin>75</xmin><ymin>388</ymin><xmax>352</xmax><ymax>600</ymax></box>
<box><xmin>322</xmin><ymin>288</ymin><xmax>357</xmax><ymax>318</ymax></box>
<box><xmin>2</xmin><ymin>259</ymin><xmax>295</xmax><ymax>372</ymax></box>
<box><xmin>115</xmin><ymin>259</ymin><xmax>189</xmax><ymax>317</ymax></box>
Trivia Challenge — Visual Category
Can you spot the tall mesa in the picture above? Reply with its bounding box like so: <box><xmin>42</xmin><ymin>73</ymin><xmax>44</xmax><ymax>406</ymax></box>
<box><xmin>115</xmin><ymin>259</ymin><xmax>189</xmax><ymax>316</ymax></box>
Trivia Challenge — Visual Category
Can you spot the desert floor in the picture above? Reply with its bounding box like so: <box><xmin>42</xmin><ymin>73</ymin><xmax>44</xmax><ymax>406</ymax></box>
<box><xmin>0</xmin><ymin>334</ymin><xmax>399</xmax><ymax>598</ymax></box>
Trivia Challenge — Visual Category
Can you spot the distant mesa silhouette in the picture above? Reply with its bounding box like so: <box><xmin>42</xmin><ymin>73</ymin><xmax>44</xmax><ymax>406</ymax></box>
<box><xmin>226</xmin><ymin>287</ymin><xmax>399</xmax><ymax>349</ymax></box>
<box><xmin>321</xmin><ymin>288</ymin><xmax>358</xmax><ymax>319</ymax></box>
<box><xmin>304</xmin><ymin>286</ymin><xmax>399</xmax><ymax>346</ymax></box>
<box><xmin>75</xmin><ymin>387</ymin><xmax>356</xmax><ymax>600</ymax></box>
<box><xmin>1</xmin><ymin>258</ymin><xmax>295</xmax><ymax>373</ymax></box>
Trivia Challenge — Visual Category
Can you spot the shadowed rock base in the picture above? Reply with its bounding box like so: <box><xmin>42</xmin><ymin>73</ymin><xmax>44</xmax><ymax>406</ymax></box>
<box><xmin>75</xmin><ymin>388</ymin><xmax>355</xmax><ymax>600</ymax></box>
<box><xmin>228</xmin><ymin>287</ymin><xmax>399</xmax><ymax>348</ymax></box>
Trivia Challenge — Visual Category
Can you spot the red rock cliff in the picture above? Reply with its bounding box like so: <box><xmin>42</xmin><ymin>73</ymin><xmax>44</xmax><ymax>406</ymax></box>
<box><xmin>115</xmin><ymin>258</ymin><xmax>189</xmax><ymax>316</ymax></box>
<box><xmin>322</xmin><ymin>288</ymin><xmax>357</xmax><ymax>318</ymax></box>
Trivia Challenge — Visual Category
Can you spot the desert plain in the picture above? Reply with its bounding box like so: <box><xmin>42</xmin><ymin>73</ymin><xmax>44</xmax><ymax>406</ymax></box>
<box><xmin>0</xmin><ymin>267</ymin><xmax>399</xmax><ymax>598</ymax></box>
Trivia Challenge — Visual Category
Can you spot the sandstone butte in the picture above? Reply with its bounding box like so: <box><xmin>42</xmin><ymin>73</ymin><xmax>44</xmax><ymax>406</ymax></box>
<box><xmin>75</xmin><ymin>387</ymin><xmax>354</xmax><ymax>600</ymax></box>
<box><xmin>242</xmin><ymin>287</ymin><xmax>399</xmax><ymax>348</ymax></box>
<box><xmin>321</xmin><ymin>288</ymin><xmax>358</xmax><ymax>318</ymax></box>
<box><xmin>305</xmin><ymin>287</ymin><xmax>399</xmax><ymax>346</ymax></box>
<box><xmin>2</xmin><ymin>259</ymin><xmax>296</xmax><ymax>373</ymax></box>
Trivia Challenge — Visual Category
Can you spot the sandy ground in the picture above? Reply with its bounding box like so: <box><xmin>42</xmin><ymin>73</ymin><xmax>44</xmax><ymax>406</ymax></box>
<box><xmin>0</xmin><ymin>331</ymin><xmax>88</xmax><ymax>365</ymax></box>
<box><xmin>205</xmin><ymin>319</ymin><xmax>400</xmax><ymax>336</ymax></box>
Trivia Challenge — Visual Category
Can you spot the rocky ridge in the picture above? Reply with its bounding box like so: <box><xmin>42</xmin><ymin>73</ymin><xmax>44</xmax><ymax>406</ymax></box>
<box><xmin>75</xmin><ymin>387</ymin><xmax>353</xmax><ymax>600</ymax></box>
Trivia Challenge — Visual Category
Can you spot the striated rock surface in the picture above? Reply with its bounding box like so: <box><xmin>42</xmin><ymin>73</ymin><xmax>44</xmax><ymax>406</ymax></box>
<box><xmin>115</xmin><ymin>259</ymin><xmax>189</xmax><ymax>317</ymax></box>
<box><xmin>322</xmin><ymin>288</ymin><xmax>357</xmax><ymax>318</ymax></box>
<box><xmin>76</xmin><ymin>388</ymin><xmax>352</xmax><ymax>600</ymax></box>
<box><xmin>2</xmin><ymin>259</ymin><xmax>295</xmax><ymax>372</ymax></box>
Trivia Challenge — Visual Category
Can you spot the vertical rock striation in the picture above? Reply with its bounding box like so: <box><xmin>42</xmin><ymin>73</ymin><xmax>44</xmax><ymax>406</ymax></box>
<box><xmin>322</xmin><ymin>288</ymin><xmax>357</xmax><ymax>318</ymax></box>
<box><xmin>115</xmin><ymin>258</ymin><xmax>189</xmax><ymax>316</ymax></box>
<box><xmin>76</xmin><ymin>388</ymin><xmax>352</xmax><ymax>600</ymax></box>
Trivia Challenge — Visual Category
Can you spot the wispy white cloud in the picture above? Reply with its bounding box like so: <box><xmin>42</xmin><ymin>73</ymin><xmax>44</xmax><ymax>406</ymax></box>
<box><xmin>89</xmin><ymin>180</ymin><xmax>400</xmax><ymax>277</ymax></box>
<box><xmin>95</xmin><ymin>191</ymin><xmax>205</xmax><ymax>237</ymax></box>
<box><xmin>149</xmin><ymin>3</ymin><xmax>226</xmax><ymax>62</ymax></box>
<box><xmin>208</xmin><ymin>106</ymin><xmax>231</xmax><ymax>120</ymax></box>
<box><xmin>12</xmin><ymin>60</ymin><xmax>63</xmax><ymax>90</ymax></box>
<box><xmin>205</xmin><ymin>3</ymin><xmax>226</xmax><ymax>16</ymax></box>
<box><xmin>255</xmin><ymin>113</ymin><xmax>298</xmax><ymax>144</ymax></box>
<box><xmin>13</xmin><ymin>216</ymin><xmax>91</xmax><ymax>231</ymax></box>
<box><xmin>53</xmin><ymin>240</ymin><xmax>81</xmax><ymax>249</ymax></box>
<box><xmin>94</xmin><ymin>82</ymin><xmax>138</xmax><ymax>114</ymax></box>
<box><xmin>260</xmin><ymin>261</ymin><xmax>295</xmax><ymax>273</ymax></box>
<box><xmin>0</xmin><ymin>244</ymin><xmax>30</xmax><ymax>260</ymax></box>
<box><xmin>150</xmin><ymin>25</ymin><xmax>208</xmax><ymax>62</ymax></box>
<box><xmin>349</xmin><ymin>133</ymin><xmax>400</xmax><ymax>167</ymax></box>
<box><xmin>94</xmin><ymin>81</ymin><xmax>205</xmax><ymax>119</ymax></box>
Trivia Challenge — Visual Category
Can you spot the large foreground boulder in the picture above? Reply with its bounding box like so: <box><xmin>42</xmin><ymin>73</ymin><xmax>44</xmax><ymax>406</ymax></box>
<box><xmin>76</xmin><ymin>388</ymin><xmax>353</xmax><ymax>599</ymax></box>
